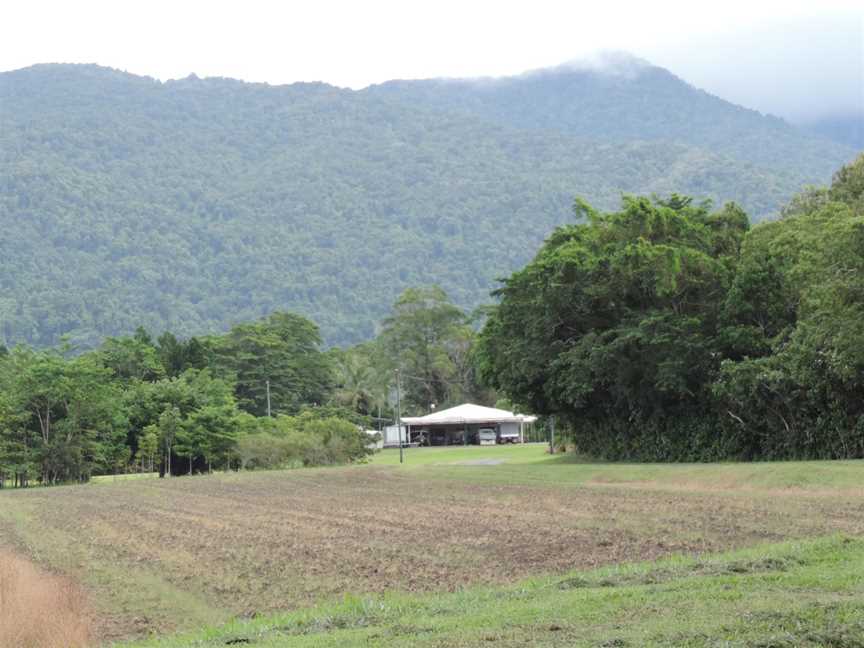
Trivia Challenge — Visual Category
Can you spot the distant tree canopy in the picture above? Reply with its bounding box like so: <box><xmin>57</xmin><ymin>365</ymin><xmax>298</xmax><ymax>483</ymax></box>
<box><xmin>0</xmin><ymin>63</ymin><xmax>853</xmax><ymax>350</ymax></box>
<box><xmin>211</xmin><ymin>312</ymin><xmax>333</xmax><ymax>417</ymax></box>
<box><xmin>479</xmin><ymin>155</ymin><xmax>864</xmax><ymax>461</ymax></box>
<box><xmin>324</xmin><ymin>285</ymin><xmax>494</xmax><ymax>418</ymax></box>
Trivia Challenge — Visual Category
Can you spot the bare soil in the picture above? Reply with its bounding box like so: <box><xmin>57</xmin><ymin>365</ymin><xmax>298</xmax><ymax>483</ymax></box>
<box><xmin>0</xmin><ymin>549</ymin><xmax>93</xmax><ymax>647</ymax></box>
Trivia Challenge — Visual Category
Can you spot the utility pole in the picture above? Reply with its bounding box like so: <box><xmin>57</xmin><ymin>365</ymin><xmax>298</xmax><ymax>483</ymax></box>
<box><xmin>266</xmin><ymin>379</ymin><xmax>272</xmax><ymax>418</ymax></box>
<box><xmin>549</xmin><ymin>416</ymin><xmax>556</xmax><ymax>455</ymax></box>
<box><xmin>395</xmin><ymin>369</ymin><xmax>404</xmax><ymax>464</ymax></box>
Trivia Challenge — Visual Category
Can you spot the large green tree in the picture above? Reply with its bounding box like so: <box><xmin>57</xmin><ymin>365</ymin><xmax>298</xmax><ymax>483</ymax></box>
<box><xmin>2</xmin><ymin>347</ymin><xmax>127</xmax><ymax>483</ymax></box>
<box><xmin>478</xmin><ymin>195</ymin><xmax>749</xmax><ymax>459</ymax></box>
<box><xmin>379</xmin><ymin>286</ymin><xmax>483</xmax><ymax>412</ymax></box>
<box><xmin>216</xmin><ymin>312</ymin><xmax>333</xmax><ymax>417</ymax></box>
<box><xmin>329</xmin><ymin>343</ymin><xmax>389</xmax><ymax>417</ymax></box>
<box><xmin>712</xmin><ymin>156</ymin><xmax>864</xmax><ymax>458</ymax></box>
<box><xmin>480</xmin><ymin>156</ymin><xmax>864</xmax><ymax>461</ymax></box>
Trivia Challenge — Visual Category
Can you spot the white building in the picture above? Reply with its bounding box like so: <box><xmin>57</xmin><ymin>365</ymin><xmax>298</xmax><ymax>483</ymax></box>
<box><xmin>396</xmin><ymin>403</ymin><xmax>537</xmax><ymax>446</ymax></box>
<box><xmin>382</xmin><ymin>424</ymin><xmax>408</xmax><ymax>447</ymax></box>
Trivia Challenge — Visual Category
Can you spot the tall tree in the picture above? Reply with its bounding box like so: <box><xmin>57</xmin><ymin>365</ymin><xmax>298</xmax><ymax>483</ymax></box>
<box><xmin>379</xmin><ymin>286</ymin><xmax>469</xmax><ymax>412</ymax></box>
<box><xmin>330</xmin><ymin>344</ymin><xmax>390</xmax><ymax>417</ymax></box>
<box><xmin>156</xmin><ymin>332</ymin><xmax>208</xmax><ymax>378</ymax></box>
<box><xmin>217</xmin><ymin>312</ymin><xmax>333</xmax><ymax>417</ymax></box>
<box><xmin>712</xmin><ymin>156</ymin><xmax>864</xmax><ymax>458</ymax></box>
<box><xmin>99</xmin><ymin>335</ymin><xmax>165</xmax><ymax>383</ymax></box>
<box><xmin>5</xmin><ymin>347</ymin><xmax>126</xmax><ymax>483</ymax></box>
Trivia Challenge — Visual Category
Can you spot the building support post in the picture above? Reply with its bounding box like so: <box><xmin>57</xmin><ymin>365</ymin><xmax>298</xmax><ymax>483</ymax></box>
<box><xmin>266</xmin><ymin>379</ymin><xmax>271</xmax><ymax>418</ymax></box>
<box><xmin>395</xmin><ymin>369</ymin><xmax>403</xmax><ymax>464</ymax></box>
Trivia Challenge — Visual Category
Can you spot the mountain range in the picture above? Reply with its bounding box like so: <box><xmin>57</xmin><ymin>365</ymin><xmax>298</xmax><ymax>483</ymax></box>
<box><xmin>0</xmin><ymin>55</ymin><xmax>857</xmax><ymax>348</ymax></box>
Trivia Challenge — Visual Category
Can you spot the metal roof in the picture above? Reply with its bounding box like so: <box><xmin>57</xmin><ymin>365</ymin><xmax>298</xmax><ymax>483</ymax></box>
<box><xmin>401</xmin><ymin>403</ymin><xmax>537</xmax><ymax>426</ymax></box>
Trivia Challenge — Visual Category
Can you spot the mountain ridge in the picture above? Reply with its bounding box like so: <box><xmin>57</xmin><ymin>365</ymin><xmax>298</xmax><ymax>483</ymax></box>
<box><xmin>365</xmin><ymin>57</ymin><xmax>853</xmax><ymax>179</ymax></box>
<box><xmin>0</xmin><ymin>60</ymin><xmax>856</xmax><ymax>349</ymax></box>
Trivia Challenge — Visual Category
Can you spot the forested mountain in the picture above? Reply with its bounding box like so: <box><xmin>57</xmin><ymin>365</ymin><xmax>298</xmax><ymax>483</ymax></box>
<box><xmin>367</xmin><ymin>54</ymin><xmax>855</xmax><ymax>179</ymax></box>
<box><xmin>0</xmin><ymin>61</ymin><xmax>856</xmax><ymax>348</ymax></box>
<box><xmin>802</xmin><ymin>113</ymin><xmax>864</xmax><ymax>150</ymax></box>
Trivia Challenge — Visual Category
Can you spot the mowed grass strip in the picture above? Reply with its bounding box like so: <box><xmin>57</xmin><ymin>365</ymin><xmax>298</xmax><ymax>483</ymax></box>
<box><xmin>0</xmin><ymin>447</ymin><xmax>862</xmax><ymax>641</ymax></box>
<box><xmin>372</xmin><ymin>445</ymin><xmax>864</xmax><ymax>493</ymax></box>
<box><xmin>118</xmin><ymin>534</ymin><xmax>864</xmax><ymax>648</ymax></box>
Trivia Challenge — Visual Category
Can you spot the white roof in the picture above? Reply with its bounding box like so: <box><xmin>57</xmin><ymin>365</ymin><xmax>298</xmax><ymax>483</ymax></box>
<box><xmin>401</xmin><ymin>403</ymin><xmax>537</xmax><ymax>426</ymax></box>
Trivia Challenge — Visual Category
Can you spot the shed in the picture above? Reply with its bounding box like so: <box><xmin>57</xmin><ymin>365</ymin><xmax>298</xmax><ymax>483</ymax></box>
<box><xmin>401</xmin><ymin>403</ymin><xmax>537</xmax><ymax>446</ymax></box>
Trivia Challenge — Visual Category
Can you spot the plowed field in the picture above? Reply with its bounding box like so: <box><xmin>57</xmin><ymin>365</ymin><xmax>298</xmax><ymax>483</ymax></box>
<box><xmin>1</xmin><ymin>448</ymin><xmax>862</xmax><ymax>642</ymax></box>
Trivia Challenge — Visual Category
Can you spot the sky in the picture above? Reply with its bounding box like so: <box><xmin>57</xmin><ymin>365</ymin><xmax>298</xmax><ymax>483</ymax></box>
<box><xmin>2</xmin><ymin>0</ymin><xmax>862</xmax><ymax>123</ymax></box>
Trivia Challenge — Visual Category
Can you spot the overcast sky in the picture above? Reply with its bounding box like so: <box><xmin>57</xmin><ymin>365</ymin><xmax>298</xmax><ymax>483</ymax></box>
<box><xmin>2</xmin><ymin>0</ymin><xmax>862</xmax><ymax>122</ymax></box>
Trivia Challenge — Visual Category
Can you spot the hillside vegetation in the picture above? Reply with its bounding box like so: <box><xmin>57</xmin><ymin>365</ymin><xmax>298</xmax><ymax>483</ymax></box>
<box><xmin>0</xmin><ymin>60</ymin><xmax>854</xmax><ymax>348</ymax></box>
<box><xmin>367</xmin><ymin>53</ymin><xmax>853</xmax><ymax>178</ymax></box>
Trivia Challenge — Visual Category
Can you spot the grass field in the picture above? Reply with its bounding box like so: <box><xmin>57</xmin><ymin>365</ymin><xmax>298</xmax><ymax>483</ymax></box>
<box><xmin>122</xmin><ymin>535</ymin><xmax>864</xmax><ymax>647</ymax></box>
<box><xmin>0</xmin><ymin>445</ymin><xmax>862</xmax><ymax>646</ymax></box>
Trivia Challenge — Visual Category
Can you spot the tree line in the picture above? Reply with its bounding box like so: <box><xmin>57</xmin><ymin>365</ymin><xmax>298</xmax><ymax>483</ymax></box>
<box><xmin>0</xmin><ymin>313</ymin><xmax>368</xmax><ymax>487</ymax></box>
<box><xmin>0</xmin><ymin>288</ymin><xmax>495</xmax><ymax>487</ymax></box>
<box><xmin>478</xmin><ymin>155</ymin><xmax>864</xmax><ymax>460</ymax></box>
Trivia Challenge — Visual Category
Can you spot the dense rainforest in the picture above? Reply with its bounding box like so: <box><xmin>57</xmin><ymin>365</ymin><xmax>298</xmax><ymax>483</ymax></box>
<box><xmin>478</xmin><ymin>155</ymin><xmax>864</xmax><ymax>461</ymax></box>
<box><xmin>1</xmin><ymin>58</ymin><xmax>856</xmax><ymax>349</ymax></box>
<box><xmin>3</xmin><ymin>157</ymin><xmax>863</xmax><ymax>483</ymax></box>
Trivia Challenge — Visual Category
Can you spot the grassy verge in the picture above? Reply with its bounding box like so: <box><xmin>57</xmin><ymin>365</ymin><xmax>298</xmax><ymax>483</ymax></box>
<box><xmin>0</xmin><ymin>549</ymin><xmax>93</xmax><ymax>648</ymax></box>
<box><xmin>371</xmin><ymin>445</ymin><xmax>864</xmax><ymax>492</ymax></box>
<box><xmin>91</xmin><ymin>473</ymin><xmax>159</xmax><ymax>484</ymax></box>
<box><xmin>0</xmin><ymin>498</ymin><xmax>226</xmax><ymax>641</ymax></box>
<box><xmin>117</xmin><ymin>534</ymin><xmax>864</xmax><ymax>648</ymax></box>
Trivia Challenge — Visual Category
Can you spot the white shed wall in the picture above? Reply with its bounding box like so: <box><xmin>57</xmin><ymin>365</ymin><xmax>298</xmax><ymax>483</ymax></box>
<box><xmin>383</xmin><ymin>425</ymin><xmax>407</xmax><ymax>446</ymax></box>
<box><xmin>499</xmin><ymin>422</ymin><xmax>520</xmax><ymax>438</ymax></box>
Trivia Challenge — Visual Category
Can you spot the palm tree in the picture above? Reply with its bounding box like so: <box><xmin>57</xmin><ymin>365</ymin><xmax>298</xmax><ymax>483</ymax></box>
<box><xmin>331</xmin><ymin>346</ymin><xmax>388</xmax><ymax>417</ymax></box>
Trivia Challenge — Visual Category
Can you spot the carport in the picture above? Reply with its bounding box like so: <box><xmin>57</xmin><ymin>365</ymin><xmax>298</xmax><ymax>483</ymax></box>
<box><xmin>401</xmin><ymin>403</ymin><xmax>537</xmax><ymax>446</ymax></box>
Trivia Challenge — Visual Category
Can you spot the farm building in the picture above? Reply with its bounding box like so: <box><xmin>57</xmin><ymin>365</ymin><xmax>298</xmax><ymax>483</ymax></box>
<box><xmin>387</xmin><ymin>403</ymin><xmax>537</xmax><ymax>446</ymax></box>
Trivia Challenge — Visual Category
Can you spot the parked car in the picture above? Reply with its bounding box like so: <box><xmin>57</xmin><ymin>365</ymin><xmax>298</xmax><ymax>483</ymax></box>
<box><xmin>498</xmin><ymin>428</ymin><xmax>520</xmax><ymax>444</ymax></box>
<box><xmin>478</xmin><ymin>428</ymin><xmax>497</xmax><ymax>445</ymax></box>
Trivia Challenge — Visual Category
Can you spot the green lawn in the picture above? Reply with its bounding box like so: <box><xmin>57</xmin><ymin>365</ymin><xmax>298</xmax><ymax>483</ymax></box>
<box><xmin>119</xmin><ymin>534</ymin><xmax>864</xmax><ymax>647</ymax></box>
<box><xmin>371</xmin><ymin>444</ymin><xmax>864</xmax><ymax>492</ymax></box>
<box><xmin>91</xmin><ymin>472</ymin><xmax>159</xmax><ymax>484</ymax></box>
<box><xmin>369</xmin><ymin>443</ymin><xmax>553</xmax><ymax>466</ymax></box>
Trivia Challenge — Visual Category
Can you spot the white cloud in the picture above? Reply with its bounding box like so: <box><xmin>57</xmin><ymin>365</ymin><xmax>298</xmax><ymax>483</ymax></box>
<box><xmin>2</xmin><ymin>0</ymin><xmax>861</xmax><ymax>120</ymax></box>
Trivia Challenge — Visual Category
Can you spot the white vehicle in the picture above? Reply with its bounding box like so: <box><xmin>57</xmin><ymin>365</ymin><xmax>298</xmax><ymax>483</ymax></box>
<box><xmin>498</xmin><ymin>422</ymin><xmax>520</xmax><ymax>444</ymax></box>
<box><xmin>478</xmin><ymin>428</ymin><xmax>497</xmax><ymax>445</ymax></box>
